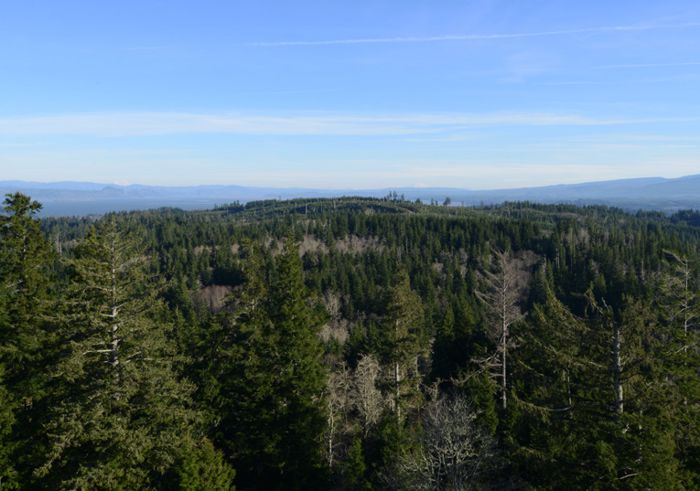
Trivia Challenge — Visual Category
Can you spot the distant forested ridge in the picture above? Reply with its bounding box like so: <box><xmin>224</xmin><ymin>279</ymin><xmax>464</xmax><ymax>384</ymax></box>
<box><xmin>1</xmin><ymin>194</ymin><xmax>699</xmax><ymax>489</ymax></box>
<box><xmin>3</xmin><ymin>173</ymin><xmax>700</xmax><ymax>216</ymax></box>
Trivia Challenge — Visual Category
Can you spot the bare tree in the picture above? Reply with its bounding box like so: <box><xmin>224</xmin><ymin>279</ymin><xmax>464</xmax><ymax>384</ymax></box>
<box><xmin>475</xmin><ymin>249</ymin><xmax>531</xmax><ymax>410</ymax></box>
<box><xmin>396</xmin><ymin>394</ymin><xmax>495</xmax><ymax>490</ymax></box>
<box><xmin>352</xmin><ymin>354</ymin><xmax>384</xmax><ymax>436</ymax></box>
<box><xmin>325</xmin><ymin>363</ymin><xmax>352</xmax><ymax>468</ymax></box>
<box><xmin>320</xmin><ymin>290</ymin><xmax>350</xmax><ymax>345</ymax></box>
<box><xmin>663</xmin><ymin>251</ymin><xmax>697</xmax><ymax>336</ymax></box>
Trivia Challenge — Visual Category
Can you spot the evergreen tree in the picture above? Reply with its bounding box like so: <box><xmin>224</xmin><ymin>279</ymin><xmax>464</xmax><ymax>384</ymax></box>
<box><xmin>341</xmin><ymin>437</ymin><xmax>371</xmax><ymax>490</ymax></box>
<box><xmin>0</xmin><ymin>194</ymin><xmax>52</xmax><ymax>372</ymax></box>
<box><xmin>658</xmin><ymin>253</ymin><xmax>700</xmax><ymax>487</ymax></box>
<box><xmin>0</xmin><ymin>364</ymin><xmax>17</xmax><ymax>489</ymax></box>
<box><xmin>510</xmin><ymin>282</ymin><xmax>588</xmax><ymax>486</ymax></box>
<box><xmin>0</xmin><ymin>193</ymin><xmax>53</xmax><ymax>486</ymax></box>
<box><xmin>380</xmin><ymin>271</ymin><xmax>424</xmax><ymax>423</ymax></box>
<box><xmin>217</xmin><ymin>241</ymin><xmax>327</xmax><ymax>490</ymax></box>
<box><xmin>35</xmin><ymin>220</ymin><xmax>208</xmax><ymax>490</ymax></box>
<box><xmin>174</xmin><ymin>437</ymin><xmax>236</xmax><ymax>491</ymax></box>
<box><xmin>613</xmin><ymin>299</ymin><xmax>682</xmax><ymax>489</ymax></box>
<box><xmin>576</xmin><ymin>290</ymin><xmax>683</xmax><ymax>488</ymax></box>
<box><xmin>431</xmin><ymin>305</ymin><xmax>455</xmax><ymax>381</ymax></box>
<box><xmin>2</xmin><ymin>196</ymin><xmax>700</xmax><ymax>488</ymax></box>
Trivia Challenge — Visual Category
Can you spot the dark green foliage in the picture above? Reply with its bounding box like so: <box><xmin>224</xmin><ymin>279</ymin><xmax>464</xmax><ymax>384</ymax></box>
<box><xmin>0</xmin><ymin>193</ymin><xmax>54</xmax><ymax>487</ymax></box>
<box><xmin>340</xmin><ymin>437</ymin><xmax>371</xmax><ymax>491</ymax></box>
<box><xmin>0</xmin><ymin>365</ymin><xmax>17</xmax><ymax>489</ymax></box>
<box><xmin>3</xmin><ymin>196</ymin><xmax>700</xmax><ymax>488</ymax></box>
<box><xmin>380</xmin><ymin>271</ymin><xmax>425</xmax><ymax>421</ymax></box>
<box><xmin>509</xmin><ymin>282</ymin><xmax>599</xmax><ymax>486</ymax></box>
<box><xmin>214</xmin><ymin>241</ymin><xmax>327</xmax><ymax>490</ymax></box>
<box><xmin>34</xmin><ymin>220</ymin><xmax>205</xmax><ymax>490</ymax></box>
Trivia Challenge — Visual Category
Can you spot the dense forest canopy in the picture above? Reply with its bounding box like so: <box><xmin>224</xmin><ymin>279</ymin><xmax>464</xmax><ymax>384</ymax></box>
<box><xmin>1</xmin><ymin>193</ymin><xmax>699</xmax><ymax>490</ymax></box>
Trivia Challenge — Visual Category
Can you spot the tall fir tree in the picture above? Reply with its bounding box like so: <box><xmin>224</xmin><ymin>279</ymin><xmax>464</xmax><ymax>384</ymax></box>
<box><xmin>0</xmin><ymin>193</ymin><xmax>53</xmax><ymax>487</ymax></box>
<box><xmin>657</xmin><ymin>253</ymin><xmax>700</xmax><ymax>488</ymax></box>
<box><xmin>380</xmin><ymin>270</ymin><xmax>424</xmax><ymax>424</ymax></box>
<box><xmin>217</xmin><ymin>240</ymin><xmax>327</xmax><ymax>490</ymax></box>
<box><xmin>34</xmin><ymin>219</ymin><xmax>227</xmax><ymax>490</ymax></box>
<box><xmin>509</xmin><ymin>281</ymin><xmax>591</xmax><ymax>487</ymax></box>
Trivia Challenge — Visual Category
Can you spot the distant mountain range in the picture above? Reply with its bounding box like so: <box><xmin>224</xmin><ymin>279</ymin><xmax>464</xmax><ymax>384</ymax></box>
<box><xmin>1</xmin><ymin>174</ymin><xmax>699</xmax><ymax>216</ymax></box>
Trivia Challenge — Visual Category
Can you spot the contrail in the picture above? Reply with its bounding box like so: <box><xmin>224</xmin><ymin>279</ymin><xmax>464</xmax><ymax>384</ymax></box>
<box><xmin>0</xmin><ymin>111</ymin><xmax>696</xmax><ymax>137</ymax></box>
<box><xmin>245</xmin><ymin>22</ymin><xmax>700</xmax><ymax>47</ymax></box>
<box><xmin>596</xmin><ymin>61</ymin><xmax>700</xmax><ymax>69</ymax></box>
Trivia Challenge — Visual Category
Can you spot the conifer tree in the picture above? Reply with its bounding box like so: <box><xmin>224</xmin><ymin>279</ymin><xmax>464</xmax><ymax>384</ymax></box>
<box><xmin>0</xmin><ymin>282</ymin><xmax>17</xmax><ymax>488</ymax></box>
<box><xmin>217</xmin><ymin>241</ymin><xmax>327</xmax><ymax>490</ymax></box>
<box><xmin>497</xmin><ymin>264</ymin><xmax>612</xmax><ymax>486</ymax></box>
<box><xmin>431</xmin><ymin>305</ymin><xmax>455</xmax><ymax>381</ymax></box>
<box><xmin>175</xmin><ymin>437</ymin><xmax>236</xmax><ymax>491</ymax></box>
<box><xmin>658</xmin><ymin>253</ymin><xmax>700</xmax><ymax>487</ymax></box>
<box><xmin>613</xmin><ymin>299</ymin><xmax>682</xmax><ymax>488</ymax></box>
<box><xmin>574</xmin><ymin>288</ymin><xmax>684</xmax><ymax>488</ymax></box>
<box><xmin>0</xmin><ymin>363</ymin><xmax>17</xmax><ymax>489</ymax></box>
<box><xmin>0</xmin><ymin>194</ymin><xmax>51</xmax><ymax>370</ymax></box>
<box><xmin>35</xmin><ymin>219</ymin><xmax>217</xmax><ymax>490</ymax></box>
<box><xmin>380</xmin><ymin>271</ymin><xmax>424</xmax><ymax>423</ymax></box>
<box><xmin>0</xmin><ymin>193</ymin><xmax>53</xmax><ymax>486</ymax></box>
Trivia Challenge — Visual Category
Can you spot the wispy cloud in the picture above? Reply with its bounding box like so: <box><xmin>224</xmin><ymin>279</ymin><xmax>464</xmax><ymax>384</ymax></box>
<box><xmin>543</xmin><ymin>73</ymin><xmax>700</xmax><ymax>86</ymax></box>
<box><xmin>0</xmin><ymin>111</ymin><xmax>695</xmax><ymax>137</ymax></box>
<box><xmin>245</xmin><ymin>21</ymin><xmax>700</xmax><ymax>47</ymax></box>
<box><xmin>596</xmin><ymin>61</ymin><xmax>700</xmax><ymax>69</ymax></box>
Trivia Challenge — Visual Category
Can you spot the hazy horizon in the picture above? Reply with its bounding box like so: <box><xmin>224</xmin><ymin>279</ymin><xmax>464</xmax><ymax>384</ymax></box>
<box><xmin>1</xmin><ymin>171</ymin><xmax>696</xmax><ymax>192</ymax></box>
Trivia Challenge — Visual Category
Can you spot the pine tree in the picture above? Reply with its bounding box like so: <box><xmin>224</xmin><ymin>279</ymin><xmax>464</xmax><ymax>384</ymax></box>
<box><xmin>35</xmin><ymin>219</ymin><xmax>209</xmax><ymax>490</ymax></box>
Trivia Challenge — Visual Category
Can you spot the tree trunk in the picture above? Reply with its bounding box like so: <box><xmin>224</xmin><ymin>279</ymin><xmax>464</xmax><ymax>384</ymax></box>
<box><xmin>502</xmin><ymin>330</ymin><xmax>507</xmax><ymax>411</ymax></box>
<box><xmin>394</xmin><ymin>360</ymin><xmax>401</xmax><ymax>422</ymax></box>
<box><xmin>501</xmin><ymin>285</ymin><xmax>508</xmax><ymax>411</ymax></box>
<box><xmin>326</xmin><ymin>404</ymin><xmax>334</xmax><ymax>468</ymax></box>
<box><xmin>109</xmin><ymin>239</ymin><xmax>121</xmax><ymax>391</ymax></box>
<box><xmin>394</xmin><ymin>318</ymin><xmax>402</xmax><ymax>422</ymax></box>
<box><xmin>682</xmin><ymin>259</ymin><xmax>690</xmax><ymax>335</ymax></box>
<box><xmin>613</xmin><ymin>322</ymin><xmax>623</xmax><ymax>414</ymax></box>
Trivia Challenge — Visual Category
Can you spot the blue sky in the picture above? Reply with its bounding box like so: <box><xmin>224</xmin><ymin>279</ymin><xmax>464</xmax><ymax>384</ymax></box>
<box><xmin>1</xmin><ymin>0</ymin><xmax>699</xmax><ymax>188</ymax></box>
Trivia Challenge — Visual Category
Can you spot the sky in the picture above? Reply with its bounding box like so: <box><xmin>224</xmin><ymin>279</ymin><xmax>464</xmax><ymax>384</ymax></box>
<box><xmin>1</xmin><ymin>0</ymin><xmax>699</xmax><ymax>189</ymax></box>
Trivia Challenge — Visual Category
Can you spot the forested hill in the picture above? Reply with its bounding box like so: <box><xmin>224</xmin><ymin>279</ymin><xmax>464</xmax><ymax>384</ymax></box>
<box><xmin>3</xmin><ymin>173</ymin><xmax>700</xmax><ymax>216</ymax></box>
<box><xmin>2</xmin><ymin>195</ymin><xmax>699</xmax><ymax>489</ymax></box>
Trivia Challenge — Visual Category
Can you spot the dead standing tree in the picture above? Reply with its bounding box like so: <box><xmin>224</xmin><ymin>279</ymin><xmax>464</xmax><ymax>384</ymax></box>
<box><xmin>325</xmin><ymin>363</ymin><xmax>351</xmax><ymax>468</ymax></box>
<box><xmin>396</xmin><ymin>395</ymin><xmax>495</xmax><ymax>490</ymax></box>
<box><xmin>663</xmin><ymin>250</ymin><xmax>698</xmax><ymax>337</ymax></box>
<box><xmin>352</xmin><ymin>354</ymin><xmax>384</xmax><ymax>436</ymax></box>
<box><xmin>475</xmin><ymin>249</ymin><xmax>531</xmax><ymax>411</ymax></box>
